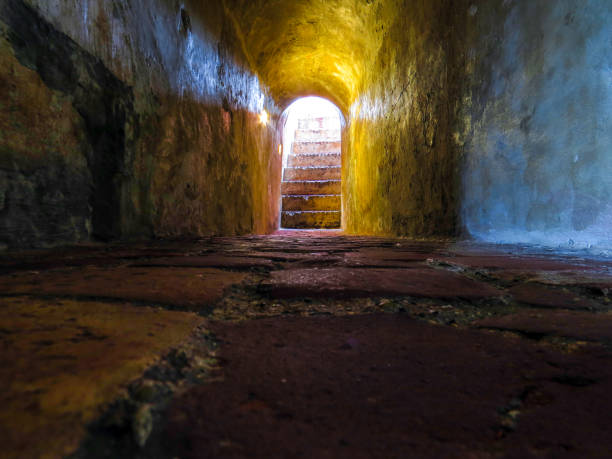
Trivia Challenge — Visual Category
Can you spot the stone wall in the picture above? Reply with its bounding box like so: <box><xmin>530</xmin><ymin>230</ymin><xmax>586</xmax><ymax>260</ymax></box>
<box><xmin>460</xmin><ymin>0</ymin><xmax>612</xmax><ymax>250</ymax></box>
<box><xmin>343</xmin><ymin>0</ymin><xmax>612</xmax><ymax>249</ymax></box>
<box><xmin>342</xmin><ymin>0</ymin><xmax>468</xmax><ymax>237</ymax></box>
<box><xmin>0</xmin><ymin>0</ymin><xmax>281</xmax><ymax>248</ymax></box>
<box><xmin>4</xmin><ymin>0</ymin><xmax>610</xmax><ymax>248</ymax></box>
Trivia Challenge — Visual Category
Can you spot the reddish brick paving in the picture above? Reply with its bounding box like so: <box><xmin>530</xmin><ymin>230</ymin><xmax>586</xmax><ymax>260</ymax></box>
<box><xmin>166</xmin><ymin>314</ymin><xmax>612</xmax><ymax>459</ymax></box>
<box><xmin>262</xmin><ymin>267</ymin><xmax>502</xmax><ymax>300</ymax></box>
<box><xmin>1</xmin><ymin>232</ymin><xmax>612</xmax><ymax>458</ymax></box>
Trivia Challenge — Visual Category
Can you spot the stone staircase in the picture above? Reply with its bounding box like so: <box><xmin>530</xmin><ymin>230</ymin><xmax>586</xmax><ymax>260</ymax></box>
<box><xmin>281</xmin><ymin>117</ymin><xmax>341</xmax><ymax>229</ymax></box>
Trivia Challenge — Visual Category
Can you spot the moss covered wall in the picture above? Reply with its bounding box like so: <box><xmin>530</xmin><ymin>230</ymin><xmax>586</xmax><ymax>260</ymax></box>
<box><xmin>460</xmin><ymin>0</ymin><xmax>612</xmax><ymax>250</ymax></box>
<box><xmin>0</xmin><ymin>0</ymin><xmax>281</xmax><ymax>248</ymax></box>
<box><xmin>342</xmin><ymin>0</ymin><xmax>468</xmax><ymax>237</ymax></box>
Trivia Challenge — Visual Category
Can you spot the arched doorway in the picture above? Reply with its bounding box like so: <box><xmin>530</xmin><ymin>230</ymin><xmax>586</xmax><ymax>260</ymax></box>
<box><xmin>280</xmin><ymin>97</ymin><xmax>343</xmax><ymax>229</ymax></box>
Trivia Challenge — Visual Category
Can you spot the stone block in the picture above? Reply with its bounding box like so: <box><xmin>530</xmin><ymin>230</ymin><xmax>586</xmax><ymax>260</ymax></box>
<box><xmin>282</xmin><ymin>195</ymin><xmax>341</xmax><ymax>212</ymax></box>
<box><xmin>261</xmin><ymin>267</ymin><xmax>502</xmax><ymax>300</ymax></box>
<box><xmin>281</xmin><ymin>211</ymin><xmax>341</xmax><ymax>229</ymax></box>
<box><xmin>293</xmin><ymin>141</ymin><xmax>341</xmax><ymax>154</ymax></box>
<box><xmin>0</xmin><ymin>267</ymin><xmax>246</xmax><ymax>309</ymax></box>
<box><xmin>0</xmin><ymin>296</ymin><xmax>203</xmax><ymax>459</ymax></box>
<box><xmin>288</xmin><ymin>153</ymin><xmax>341</xmax><ymax>168</ymax></box>
<box><xmin>283</xmin><ymin>166</ymin><xmax>340</xmax><ymax>181</ymax></box>
<box><xmin>281</xmin><ymin>180</ymin><xmax>341</xmax><ymax>195</ymax></box>
<box><xmin>475</xmin><ymin>310</ymin><xmax>612</xmax><ymax>343</ymax></box>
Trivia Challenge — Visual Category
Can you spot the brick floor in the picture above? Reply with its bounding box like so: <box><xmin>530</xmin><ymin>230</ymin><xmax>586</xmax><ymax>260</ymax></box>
<box><xmin>1</xmin><ymin>232</ymin><xmax>612</xmax><ymax>458</ymax></box>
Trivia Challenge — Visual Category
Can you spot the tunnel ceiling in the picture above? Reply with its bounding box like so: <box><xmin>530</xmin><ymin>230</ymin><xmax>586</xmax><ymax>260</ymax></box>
<box><xmin>217</xmin><ymin>0</ymin><xmax>384</xmax><ymax>114</ymax></box>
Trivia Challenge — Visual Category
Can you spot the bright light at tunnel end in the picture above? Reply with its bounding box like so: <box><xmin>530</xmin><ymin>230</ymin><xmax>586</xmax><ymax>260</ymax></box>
<box><xmin>286</xmin><ymin>97</ymin><xmax>342</xmax><ymax>123</ymax></box>
<box><xmin>258</xmin><ymin>110</ymin><xmax>269</xmax><ymax>125</ymax></box>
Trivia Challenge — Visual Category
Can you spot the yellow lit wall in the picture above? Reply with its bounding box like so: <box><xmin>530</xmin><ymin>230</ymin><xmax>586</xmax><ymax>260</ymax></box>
<box><xmin>225</xmin><ymin>0</ymin><xmax>468</xmax><ymax>237</ymax></box>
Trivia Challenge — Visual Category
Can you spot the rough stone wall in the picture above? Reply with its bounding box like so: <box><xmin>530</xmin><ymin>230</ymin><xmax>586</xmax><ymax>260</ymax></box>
<box><xmin>342</xmin><ymin>0</ymin><xmax>468</xmax><ymax>237</ymax></box>
<box><xmin>222</xmin><ymin>0</ymin><xmax>377</xmax><ymax>116</ymax></box>
<box><xmin>460</xmin><ymin>0</ymin><xmax>612</xmax><ymax>250</ymax></box>
<box><xmin>5</xmin><ymin>0</ymin><xmax>608</xmax><ymax>248</ymax></box>
<box><xmin>0</xmin><ymin>0</ymin><xmax>280</xmax><ymax>248</ymax></box>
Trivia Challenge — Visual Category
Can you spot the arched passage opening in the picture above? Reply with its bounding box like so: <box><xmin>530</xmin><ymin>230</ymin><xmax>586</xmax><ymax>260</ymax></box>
<box><xmin>279</xmin><ymin>97</ymin><xmax>344</xmax><ymax>229</ymax></box>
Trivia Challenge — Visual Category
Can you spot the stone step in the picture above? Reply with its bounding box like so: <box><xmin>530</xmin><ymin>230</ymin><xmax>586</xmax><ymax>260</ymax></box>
<box><xmin>288</xmin><ymin>153</ymin><xmax>341</xmax><ymax>168</ymax></box>
<box><xmin>298</xmin><ymin>117</ymin><xmax>338</xmax><ymax>130</ymax></box>
<box><xmin>281</xmin><ymin>180</ymin><xmax>341</xmax><ymax>195</ymax></box>
<box><xmin>281</xmin><ymin>211</ymin><xmax>341</xmax><ymax>229</ymax></box>
<box><xmin>293</xmin><ymin>141</ymin><xmax>341</xmax><ymax>154</ymax></box>
<box><xmin>283</xmin><ymin>166</ymin><xmax>341</xmax><ymax>181</ymax></box>
<box><xmin>294</xmin><ymin>129</ymin><xmax>340</xmax><ymax>142</ymax></box>
<box><xmin>282</xmin><ymin>195</ymin><xmax>341</xmax><ymax>212</ymax></box>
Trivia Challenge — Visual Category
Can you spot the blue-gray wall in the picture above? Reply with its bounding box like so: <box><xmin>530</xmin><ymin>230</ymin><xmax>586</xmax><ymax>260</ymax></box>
<box><xmin>461</xmin><ymin>0</ymin><xmax>612</xmax><ymax>252</ymax></box>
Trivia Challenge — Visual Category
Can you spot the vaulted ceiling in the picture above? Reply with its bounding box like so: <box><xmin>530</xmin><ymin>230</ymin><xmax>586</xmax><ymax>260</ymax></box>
<box><xmin>219</xmin><ymin>0</ymin><xmax>387</xmax><ymax>114</ymax></box>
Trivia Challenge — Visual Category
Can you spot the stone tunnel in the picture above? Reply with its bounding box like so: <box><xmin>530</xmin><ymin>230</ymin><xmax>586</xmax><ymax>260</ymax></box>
<box><xmin>1</xmin><ymin>0</ymin><xmax>612</xmax><ymax>457</ymax></box>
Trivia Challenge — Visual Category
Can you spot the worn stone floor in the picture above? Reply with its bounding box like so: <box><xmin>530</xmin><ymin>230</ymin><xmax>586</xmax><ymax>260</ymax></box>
<box><xmin>1</xmin><ymin>231</ymin><xmax>612</xmax><ymax>458</ymax></box>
